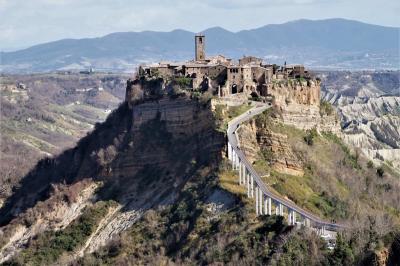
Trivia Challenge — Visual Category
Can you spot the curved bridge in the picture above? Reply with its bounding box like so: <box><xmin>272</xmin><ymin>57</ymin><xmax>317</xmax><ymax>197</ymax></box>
<box><xmin>227</xmin><ymin>103</ymin><xmax>346</xmax><ymax>236</ymax></box>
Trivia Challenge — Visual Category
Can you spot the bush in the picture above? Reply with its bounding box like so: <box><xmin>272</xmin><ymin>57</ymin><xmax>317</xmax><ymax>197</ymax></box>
<box><xmin>376</xmin><ymin>167</ymin><xmax>385</xmax><ymax>177</ymax></box>
<box><xmin>173</xmin><ymin>77</ymin><xmax>192</xmax><ymax>88</ymax></box>
<box><xmin>328</xmin><ymin>234</ymin><xmax>355</xmax><ymax>265</ymax></box>
<box><xmin>320</xmin><ymin>100</ymin><xmax>334</xmax><ymax>116</ymax></box>
<box><xmin>304</xmin><ymin>128</ymin><xmax>318</xmax><ymax>146</ymax></box>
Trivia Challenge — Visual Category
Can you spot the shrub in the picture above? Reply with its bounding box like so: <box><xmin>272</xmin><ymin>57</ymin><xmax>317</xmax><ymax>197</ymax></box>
<box><xmin>304</xmin><ymin>128</ymin><xmax>318</xmax><ymax>146</ymax></box>
<box><xmin>320</xmin><ymin>100</ymin><xmax>334</xmax><ymax>116</ymax></box>
<box><xmin>328</xmin><ymin>234</ymin><xmax>355</xmax><ymax>265</ymax></box>
<box><xmin>174</xmin><ymin>77</ymin><xmax>192</xmax><ymax>88</ymax></box>
<box><xmin>376</xmin><ymin>167</ymin><xmax>385</xmax><ymax>177</ymax></box>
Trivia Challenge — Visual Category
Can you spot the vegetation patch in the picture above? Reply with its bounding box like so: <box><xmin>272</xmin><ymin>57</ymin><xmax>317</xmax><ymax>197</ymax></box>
<box><xmin>320</xmin><ymin>100</ymin><xmax>335</xmax><ymax>116</ymax></box>
<box><xmin>7</xmin><ymin>200</ymin><xmax>116</xmax><ymax>266</ymax></box>
<box><xmin>213</xmin><ymin>103</ymin><xmax>252</xmax><ymax>131</ymax></box>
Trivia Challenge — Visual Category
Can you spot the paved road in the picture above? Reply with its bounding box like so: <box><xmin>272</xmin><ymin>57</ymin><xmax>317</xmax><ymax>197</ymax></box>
<box><xmin>227</xmin><ymin>103</ymin><xmax>345</xmax><ymax>231</ymax></box>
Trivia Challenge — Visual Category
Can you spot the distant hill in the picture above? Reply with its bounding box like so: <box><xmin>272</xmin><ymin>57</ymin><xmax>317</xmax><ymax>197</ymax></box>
<box><xmin>1</xmin><ymin>18</ymin><xmax>399</xmax><ymax>73</ymax></box>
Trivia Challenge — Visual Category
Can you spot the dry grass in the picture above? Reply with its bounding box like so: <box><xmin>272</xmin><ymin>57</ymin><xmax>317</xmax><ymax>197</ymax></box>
<box><xmin>218</xmin><ymin>167</ymin><xmax>246</xmax><ymax>197</ymax></box>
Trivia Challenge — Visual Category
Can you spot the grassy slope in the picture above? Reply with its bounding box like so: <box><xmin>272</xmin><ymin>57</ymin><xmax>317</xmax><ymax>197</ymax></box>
<box><xmin>214</xmin><ymin>102</ymin><xmax>252</xmax><ymax>132</ymax></box>
<box><xmin>251</xmin><ymin>109</ymin><xmax>400</xmax><ymax>225</ymax></box>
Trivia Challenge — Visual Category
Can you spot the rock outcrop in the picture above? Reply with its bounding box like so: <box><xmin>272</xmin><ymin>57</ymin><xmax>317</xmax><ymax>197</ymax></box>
<box><xmin>0</xmin><ymin>90</ymin><xmax>224</xmax><ymax>263</ymax></box>
<box><xmin>323</xmin><ymin>94</ymin><xmax>400</xmax><ymax>170</ymax></box>
<box><xmin>237</xmin><ymin>119</ymin><xmax>303</xmax><ymax>176</ymax></box>
<box><xmin>267</xmin><ymin>80</ymin><xmax>341</xmax><ymax>133</ymax></box>
<box><xmin>257</xmin><ymin>126</ymin><xmax>304</xmax><ymax>176</ymax></box>
<box><xmin>320</xmin><ymin>71</ymin><xmax>400</xmax><ymax>170</ymax></box>
<box><xmin>0</xmin><ymin>180</ymin><xmax>98</xmax><ymax>263</ymax></box>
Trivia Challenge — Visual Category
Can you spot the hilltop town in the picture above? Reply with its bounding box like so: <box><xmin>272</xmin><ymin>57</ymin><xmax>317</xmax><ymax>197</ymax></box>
<box><xmin>133</xmin><ymin>34</ymin><xmax>319</xmax><ymax>102</ymax></box>
<box><xmin>126</xmin><ymin>34</ymin><xmax>331</xmax><ymax>132</ymax></box>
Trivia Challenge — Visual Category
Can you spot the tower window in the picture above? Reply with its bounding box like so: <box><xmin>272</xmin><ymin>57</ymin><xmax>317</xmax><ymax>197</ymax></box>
<box><xmin>199</xmin><ymin>37</ymin><xmax>203</xmax><ymax>43</ymax></box>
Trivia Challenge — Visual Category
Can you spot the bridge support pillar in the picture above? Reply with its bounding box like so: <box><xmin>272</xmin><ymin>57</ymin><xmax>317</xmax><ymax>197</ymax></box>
<box><xmin>267</xmin><ymin>197</ymin><xmax>272</xmax><ymax>215</ymax></box>
<box><xmin>259</xmin><ymin>189</ymin><xmax>263</xmax><ymax>215</ymax></box>
<box><xmin>242</xmin><ymin>167</ymin><xmax>245</xmax><ymax>186</ymax></box>
<box><xmin>279</xmin><ymin>203</ymin><xmax>283</xmax><ymax>216</ymax></box>
<box><xmin>241</xmin><ymin>164</ymin><xmax>245</xmax><ymax>185</ymax></box>
<box><xmin>234</xmin><ymin>153</ymin><xmax>237</xmax><ymax>170</ymax></box>
<box><xmin>228</xmin><ymin>142</ymin><xmax>231</xmax><ymax>160</ymax></box>
<box><xmin>247</xmin><ymin>172</ymin><xmax>250</xmax><ymax>198</ymax></box>
<box><xmin>293</xmin><ymin>211</ymin><xmax>297</xmax><ymax>225</ymax></box>
<box><xmin>304</xmin><ymin>218</ymin><xmax>310</xmax><ymax>227</ymax></box>
<box><xmin>255</xmin><ymin>186</ymin><xmax>259</xmax><ymax>216</ymax></box>
<box><xmin>264</xmin><ymin>196</ymin><xmax>268</xmax><ymax>215</ymax></box>
<box><xmin>250</xmin><ymin>175</ymin><xmax>254</xmax><ymax>198</ymax></box>
<box><xmin>231</xmin><ymin>149</ymin><xmax>235</xmax><ymax>169</ymax></box>
<box><xmin>238</xmin><ymin>160</ymin><xmax>242</xmax><ymax>184</ymax></box>
<box><xmin>243</xmin><ymin>164</ymin><xmax>249</xmax><ymax>186</ymax></box>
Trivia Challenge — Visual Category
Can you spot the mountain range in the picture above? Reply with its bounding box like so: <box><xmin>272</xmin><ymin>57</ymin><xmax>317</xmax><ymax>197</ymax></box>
<box><xmin>1</xmin><ymin>18</ymin><xmax>399</xmax><ymax>73</ymax></box>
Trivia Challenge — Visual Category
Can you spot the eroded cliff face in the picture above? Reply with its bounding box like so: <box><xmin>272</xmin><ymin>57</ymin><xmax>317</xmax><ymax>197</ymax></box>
<box><xmin>323</xmin><ymin>94</ymin><xmax>400</xmax><ymax>170</ymax></box>
<box><xmin>0</xmin><ymin>180</ymin><xmax>99</xmax><ymax>263</ymax></box>
<box><xmin>267</xmin><ymin>80</ymin><xmax>320</xmax><ymax>107</ymax></box>
<box><xmin>0</xmin><ymin>94</ymin><xmax>224</xmax><ymax>263</ymax></box>
<box><xmin>237</xmin><ymin>119</ymin><xmax>304</xmax><ymax>177</ymax></box>
<box><xmin>267</xmin><ymin>80</ymin><xmax>340</xmax><ymax>133</ymax></box>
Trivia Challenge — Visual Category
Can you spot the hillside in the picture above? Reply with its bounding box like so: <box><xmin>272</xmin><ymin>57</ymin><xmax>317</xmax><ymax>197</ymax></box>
<box><xmin>0</xmin><ymin>73</ymin><xmax>128</xmax><ymax>204</ymax></box>
<box><xmin>318</xmin><ymin>71</ymin><xmax>400</xmax><ymax>171</ymax></box>
<box><xmin>1</xmin><ymin>18</ymin><xmax>399</xmax><ymax>73</ymax></box>
<box><xmin>0</xmin><ymin>76</ymin><xmax>399</xmax><ymax>265</ymax></box>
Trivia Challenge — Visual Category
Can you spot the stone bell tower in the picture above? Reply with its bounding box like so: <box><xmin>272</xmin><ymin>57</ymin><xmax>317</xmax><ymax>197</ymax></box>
<box><xmin>195</xmin><ymin>34</ymin><xmax>205</xmax><ymax>62</ymax></box>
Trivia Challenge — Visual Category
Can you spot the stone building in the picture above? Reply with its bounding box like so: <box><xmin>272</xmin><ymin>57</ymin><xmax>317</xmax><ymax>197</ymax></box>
<box><xmin>195</xmin><ymin>34</ymin><xmax>206</xmax><ymax>62</ymax></box>
<box><xmin>239</xmin><ymin>56</ymin><xmax>263</xmax><ymax>66</ymax></box>
<box><xmin>138</xmin><ymin>34</ymin><xmax>314</xmax><ymax>100</ymax></box>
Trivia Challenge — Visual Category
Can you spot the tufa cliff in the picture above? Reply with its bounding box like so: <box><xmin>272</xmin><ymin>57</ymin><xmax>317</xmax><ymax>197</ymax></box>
<box><xmin>0</xmin><ymin>78</ymin><xmax>224</xmax><ymax>263</ymax></box>
<box><xmin>267</xmin><ymin>79</ymin><xmax>340</xmax><ymax>133</ymax></box>
<box><xmin>237</xmin><ymin>118</ymin><xmax>304</xmax><ymax>177</ymax></box>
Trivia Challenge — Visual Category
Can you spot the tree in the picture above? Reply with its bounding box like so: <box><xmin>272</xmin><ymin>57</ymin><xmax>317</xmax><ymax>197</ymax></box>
<box><xmin>328</xmin><ymin>234</ymin><xmax>354</xmax><ymax>266</ymax></box>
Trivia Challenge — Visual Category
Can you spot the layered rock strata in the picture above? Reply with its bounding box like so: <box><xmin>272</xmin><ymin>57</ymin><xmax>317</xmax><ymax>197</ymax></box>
<box><xmin>267</xmin><ymin>80</ymin><xmax>341</xmax><ymax>133</ymax></box>
<box><xmin>237</xmin><ymin>120</ymin><xmax>303</xmax><ymax>177</ymax></box>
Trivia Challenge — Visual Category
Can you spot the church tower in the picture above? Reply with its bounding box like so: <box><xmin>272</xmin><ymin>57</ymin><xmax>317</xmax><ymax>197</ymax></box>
<box><xmin>195</xmin><ymin>34</ymin><xmax>205</xmax><ymax>62</ymax></box>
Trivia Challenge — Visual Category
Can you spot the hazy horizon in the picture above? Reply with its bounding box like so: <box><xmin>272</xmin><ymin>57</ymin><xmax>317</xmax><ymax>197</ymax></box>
<box><xmin>1</xmin><ymin>0</ymin><xmax>399</xmax><ymax>51</ymax></box>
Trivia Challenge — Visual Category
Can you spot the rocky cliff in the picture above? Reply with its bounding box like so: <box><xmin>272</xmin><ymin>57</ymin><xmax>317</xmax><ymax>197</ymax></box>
<box><xmin>319</xmin><ymin>70</ymin><xmax>400</xmax><ymax>170</ymax></box>
<box><xmin>267</xmin><ymin>79</ymin><xmax>341</xmax><ymax>133</ymax></box>
<box><xmin>0</xmin><ymin>92</ymin><xmax>224</xmax><ymax>263</ymax></box>
<box><xmin>323</xmin><ymin>94</ymin><xmax>400</xmax><ymax>170</ymax></box>
<box><xmin>237</xmin><ymin>116</ymin><xmax>304</xmax><ymax>177</ymax></box>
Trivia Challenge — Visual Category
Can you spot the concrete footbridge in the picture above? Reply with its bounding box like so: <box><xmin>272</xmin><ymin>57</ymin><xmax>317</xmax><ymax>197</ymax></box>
<box><xmin>227</xmin><ymin>103</ymin><xmax>346</xmax><ymax>237</ymax></box>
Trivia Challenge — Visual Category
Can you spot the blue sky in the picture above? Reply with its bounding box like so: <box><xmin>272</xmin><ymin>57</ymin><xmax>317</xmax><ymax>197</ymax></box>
<box><xmin>1</xmin><ymin>0</ymin><xmax>399</xmax><ymax>51</ymax></box>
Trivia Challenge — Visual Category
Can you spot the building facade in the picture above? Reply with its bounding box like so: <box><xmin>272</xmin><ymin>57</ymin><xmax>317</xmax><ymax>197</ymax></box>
<box><xmin>138</xmin><ymin>34</ymin><xmax>312</xmax><ymax>98</ymax></box>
